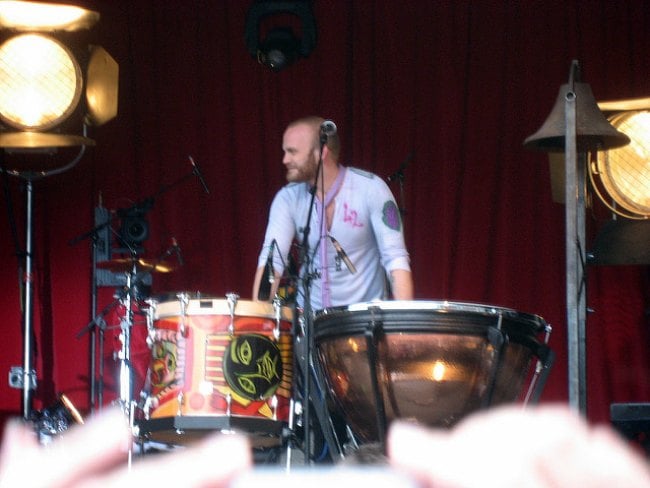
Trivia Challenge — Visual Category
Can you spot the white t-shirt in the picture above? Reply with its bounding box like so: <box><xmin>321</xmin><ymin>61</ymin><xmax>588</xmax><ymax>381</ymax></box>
<box><xmin>257</xmin><ymin>166</ymin><xmax>410</xmax><ymax>311</ymax></box>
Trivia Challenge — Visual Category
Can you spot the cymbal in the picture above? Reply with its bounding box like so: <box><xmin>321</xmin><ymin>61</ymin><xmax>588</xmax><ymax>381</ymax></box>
<box><xmin>96</xmin><ymin>258</ymin><xmax>176</xmax><ymax>274</ymax></box>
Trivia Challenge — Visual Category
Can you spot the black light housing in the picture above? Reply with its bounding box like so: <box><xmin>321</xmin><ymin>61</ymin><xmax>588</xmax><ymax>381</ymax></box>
<box><xmin>244</xmin><ymin>0</ymin><xmax>317</xmax><ymax>72</ymax></box>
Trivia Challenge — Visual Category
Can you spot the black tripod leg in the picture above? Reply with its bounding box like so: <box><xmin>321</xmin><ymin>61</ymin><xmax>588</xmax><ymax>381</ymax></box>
<box><xmin>294</xmin><ymin>335</ymin><xmax>344</xmax><ymax>463</ymax></box>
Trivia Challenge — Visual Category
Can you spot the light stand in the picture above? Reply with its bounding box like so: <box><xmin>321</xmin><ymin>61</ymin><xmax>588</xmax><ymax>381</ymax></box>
<box><xmin>21</xmin><ymin>174</ymin><xmax>35</xmax><ymax>420</ymax></box>
<box><xmin>2</xmin><ymin>146</ymin><xmax>87</xmax><ymax>420</ymax></box>
<box><xmin>564</xmin><ymin>83</ymin><xmax>587</xmax><ymax>412</ymax></box>
<box><xmin>524</xmin><ymin>60</ymin><xmax>629</xmax><ymax>413</ymax></box>
<box><xmin>0</xmin><ymin>1</ymin><xmax>118</xmax><ymax>420</ymax></box>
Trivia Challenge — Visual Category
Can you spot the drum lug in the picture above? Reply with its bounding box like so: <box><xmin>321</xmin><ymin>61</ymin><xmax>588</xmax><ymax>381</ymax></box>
<box><xmin>141</xmin><ymin>395</ymin><xmax>153</xmax><ymax>419</ymax></box>
<box><xmin>226</xmin><ymin>292</ymin><xmax>239</xmax><ymax>336</ymax></box>
<box><xmin>270</xmin><ymin>394</ymin><xmax>278</xmax><ymax>421</ymax></box>
<box><xmin>293</xmin><ymin>399</ymin><xmax>303</xmax><ymax>426</ymax></box>
<box><xmin>178</xmin><ymin>292</ymin><xmax>189</xmax><ymax>337</ymax></box>
<box><xmin>297</xmin><ymin>313</ymin><xmax>306</xmax><ymax>338</ymax></box>
<box><xmin>176</xmin><ymin>391</ymin><xmax>184</xmax><ymax>417</ymax></box>
<box><xmin>145</xmin><ymin>299</ymin><xmax>156</xmax><ymax>347</ymax></box>
<box><xmin>272</xmin><ymin>296</ymin><xmax>282</xmax><ymax>340</ymax></box>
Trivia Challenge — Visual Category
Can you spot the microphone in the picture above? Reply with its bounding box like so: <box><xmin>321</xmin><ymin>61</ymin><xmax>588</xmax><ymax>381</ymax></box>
<box><xmin>320</xmin><ymin>120</ymin><xmax>337</xmax><ymax>136</ymax></box>
<box><xmin>171</xmin><ymin>237</ymin><xmax>184</xmax><ymax>266</ymax></box>
<box><xmin>386</xmin><ymin>151</ymin><xmax>413</xmax><ymax>182</ymax></box>
<box><xmin>329</xmin><ymin>235</ymin><xmax>357</xmax><ymax>274</ymax></box>
<box><xmin>320</xmin><ymin>120</ymin><xmax>337</xmax><ymax>145</ymax></box>
<box><xmin>189</xmin><ymin>155</ymin><xmax>210</xmax><ymax>194</ymax></box>
<box><xmin>257</xmin><ymin>240</ymin><xmax>276</xmax><ymax>301</ymax></box>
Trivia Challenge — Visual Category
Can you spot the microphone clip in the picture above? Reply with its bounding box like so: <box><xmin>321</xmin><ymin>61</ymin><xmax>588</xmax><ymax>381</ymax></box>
<box><xmin>329</xmin><ymin>235</ymin><xmax>357</xmax><ymax>274</ymax></box>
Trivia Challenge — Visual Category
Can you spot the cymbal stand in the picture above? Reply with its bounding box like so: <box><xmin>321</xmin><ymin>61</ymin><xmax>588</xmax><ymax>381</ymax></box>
<box><xmin>117</xmin><ymin>264</ymin><xmax>138</xmax><ymax>467</ymax></box>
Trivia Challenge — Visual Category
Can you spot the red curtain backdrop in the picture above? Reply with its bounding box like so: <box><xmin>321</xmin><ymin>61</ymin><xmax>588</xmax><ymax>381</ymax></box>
<box><xmin>1</xmin><ymin>1</ymin><xmax>649</xmax><ymax>427</ymax></box>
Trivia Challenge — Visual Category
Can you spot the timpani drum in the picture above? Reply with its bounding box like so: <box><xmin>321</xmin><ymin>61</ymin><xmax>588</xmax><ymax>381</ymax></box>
<box><xmin>314</xmin><ymin>300</ymin><xmax>553</xmax><ymax>443</ymax></box>
<box><xmin>138</xmin><ymin>292</ymin><xmax>293</xmax><ymax>446</ymax></box>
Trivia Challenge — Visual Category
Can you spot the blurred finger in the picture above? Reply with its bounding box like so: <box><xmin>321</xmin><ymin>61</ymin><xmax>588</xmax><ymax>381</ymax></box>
<box><xmin>78</xmin><ymin>432</ymin><xmax>252</xmax><ymax>488</ymax></box>
<box><xmin>36</xmin><ymin>408</ymin><xmax>132</xmax><ymax>488</ymax></box>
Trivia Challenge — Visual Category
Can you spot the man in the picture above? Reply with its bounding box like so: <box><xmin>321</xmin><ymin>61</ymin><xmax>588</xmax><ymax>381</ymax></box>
<box><xmin>252</xmin><ymin>116</ymin><xmax>413</xmax><ymax>311</ymax></box>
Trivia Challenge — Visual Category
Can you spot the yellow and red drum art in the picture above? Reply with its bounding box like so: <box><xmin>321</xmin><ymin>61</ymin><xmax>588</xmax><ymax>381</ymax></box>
<box><xmin>141</xmin><ymin>293</ymin><xmax>293</xmax><ymax>444</ymax></box>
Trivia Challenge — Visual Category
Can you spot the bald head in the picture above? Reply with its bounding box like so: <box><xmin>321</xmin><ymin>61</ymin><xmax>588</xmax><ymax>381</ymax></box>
<box><xmin>286</xmin><ymin>116</ymin><xmax>341</xmax><ymax>159</ymax></box>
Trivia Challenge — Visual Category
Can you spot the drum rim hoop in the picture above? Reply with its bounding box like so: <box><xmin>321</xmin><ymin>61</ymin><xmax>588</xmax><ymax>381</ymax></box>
<box><xmin>315</xmin><ymin>300</ymin><xmax>547</xmax><ymax>325</ymax></box>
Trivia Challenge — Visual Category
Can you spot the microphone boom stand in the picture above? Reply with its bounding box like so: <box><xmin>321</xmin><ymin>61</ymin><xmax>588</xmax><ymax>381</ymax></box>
<box><xmin>386</xmin><ymin>151</ymin><xmax>412</xmax><ymax>218</ymax></box>
<box><xmin>295</xmin><ymin>133</ymin><xmax>344</xmax><ymax>463</ymax></box>
<box><xmin>296</xmin><ymin>155</ymin><xmax>320</xmax><ymax>464</ymax></box>
<box><xmin>70</xmin><ymin>159</ymin><xmax>204</xmax><ymax>414</ymax></box>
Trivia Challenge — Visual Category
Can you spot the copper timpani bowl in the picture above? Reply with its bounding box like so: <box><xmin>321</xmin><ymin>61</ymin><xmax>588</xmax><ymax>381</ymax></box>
<box><xmin>314</xmin><ymin>300</ymin><xmax>553</xmax><ymax>443</ymax></box>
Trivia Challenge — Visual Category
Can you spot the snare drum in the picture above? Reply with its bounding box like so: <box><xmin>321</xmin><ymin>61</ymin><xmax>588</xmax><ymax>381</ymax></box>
<box><xmin>139</xmin><ymin>293</ymin><xmax>293</xmax><ymax>446</ymax></box>
<box><xmin>314</xmin><ymin>300</ymin><xmax>553</xmax><ymax>443</ymax></box>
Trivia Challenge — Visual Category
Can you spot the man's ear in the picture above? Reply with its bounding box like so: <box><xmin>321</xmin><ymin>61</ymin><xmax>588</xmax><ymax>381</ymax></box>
<box><xmin>319</xmin><ymin>143</ymin><xmax>329</xmax><ymax>160</ymax></box>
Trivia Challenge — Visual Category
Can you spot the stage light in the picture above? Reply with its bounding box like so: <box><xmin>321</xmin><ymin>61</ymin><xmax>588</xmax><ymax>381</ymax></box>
<box><xmin>244</xmin><ymin>0</ymin><xmax>317</xmax><ymax>72</ymax></box>
<box><xmin>0</xmin><ymin>1</ymin><xmax>118</xmax><ymax>422</ymax></box>
<box><xmin>258</xmin><ymin>26</ymin><xmax>300</xmax><ymax>72</ymax></box>
<box><xmin>0</xmin><ymin>1</ymin><xmax>118</xmax><ymax>148</ymax></box>
<box><xmin>590</xmin><ymin>110</ymin><xmax>650</xmax><ymax>219</ymax></box>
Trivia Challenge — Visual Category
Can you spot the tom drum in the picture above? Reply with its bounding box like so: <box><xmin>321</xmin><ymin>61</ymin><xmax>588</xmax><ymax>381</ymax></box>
<box><xmin>138</xmin><ymin>293</ymin><xmax>293</xmax><ymax>446</ymax></box>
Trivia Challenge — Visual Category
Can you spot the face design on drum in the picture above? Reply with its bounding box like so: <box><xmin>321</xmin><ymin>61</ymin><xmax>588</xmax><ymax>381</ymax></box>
<box><xmin>150</xmin><ymin>341</ymin><xmax>178</xmax><ymax>389</ymax></box>
<box><xmin>223</xmin><ymin>334</ymin><xmax>284</xmax><ymax>401</ymax></box>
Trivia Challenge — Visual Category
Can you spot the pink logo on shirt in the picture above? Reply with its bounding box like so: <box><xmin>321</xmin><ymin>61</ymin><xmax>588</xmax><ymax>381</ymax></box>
<box><xmin>343</xmin><ymin>202</ymin><xmax>364</xmax><ymax>228</ymax></box>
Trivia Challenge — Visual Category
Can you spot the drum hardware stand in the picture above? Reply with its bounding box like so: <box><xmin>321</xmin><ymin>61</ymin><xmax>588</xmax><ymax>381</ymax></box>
<box><xmin>118</xmin><ymin>264</ymin><xmax>138</xmax><ymax>468</ymax></box>
<box><xmin>284</xmin><ymin>396</ymin><xmax>299</xmax><ymax>468</ymax></box>
<box><xmin>113</xmin><ymin>240</ymin><xmax>184</xmax><ymax>416</ymax></box>
<box><xmin>364</xmin><ymin>310</ymin><xmax>388</xmax><ymax>447</ymax></box>
<box><xmin>476</xmin><ymin>318</ymin><xmax>554</xmax><ymax>409</ymax></box>
<box><xmin>71</xmin><ymin>200</ymin><xmax>148</xmax><ymax>414</ymax></box>
<box><xmin>76</xmin><ymin>292</ymin><xmax>125</xmax><ymax>412</ymax></box>
<box><xmin>480</xmin><ymin>325</ymin><xmax>508</xmax><ymax>409</ymax></box>
<box><xmin>291</xmin><ymin>331</ymin><xmax>345</xmax><ymax>462</ymax></box>
<box><xmin>526</xmin><ymin>324</ymin><xmax>555</xmax><ymax>404</ymax></box>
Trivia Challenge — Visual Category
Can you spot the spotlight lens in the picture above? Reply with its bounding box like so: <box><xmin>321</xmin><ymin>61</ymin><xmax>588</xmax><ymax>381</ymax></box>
<box><xmin>0</xmin><ymin>34</ymin><xmax>82</xmax><ymax>130</ymax></box>
<box><xmin>597</xmin><ymin>111</ymin><xmax>650</xmax><ymax>217</ymax></box>
<box><xmin>259</xmin><ymin>27</ymin><xmax>299</xmax><ymax>72</ymax></box>
<box><xmin>264</xmin><ymin>49</ymin><xmax>288</xmax><ymax>71</ymax></box>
